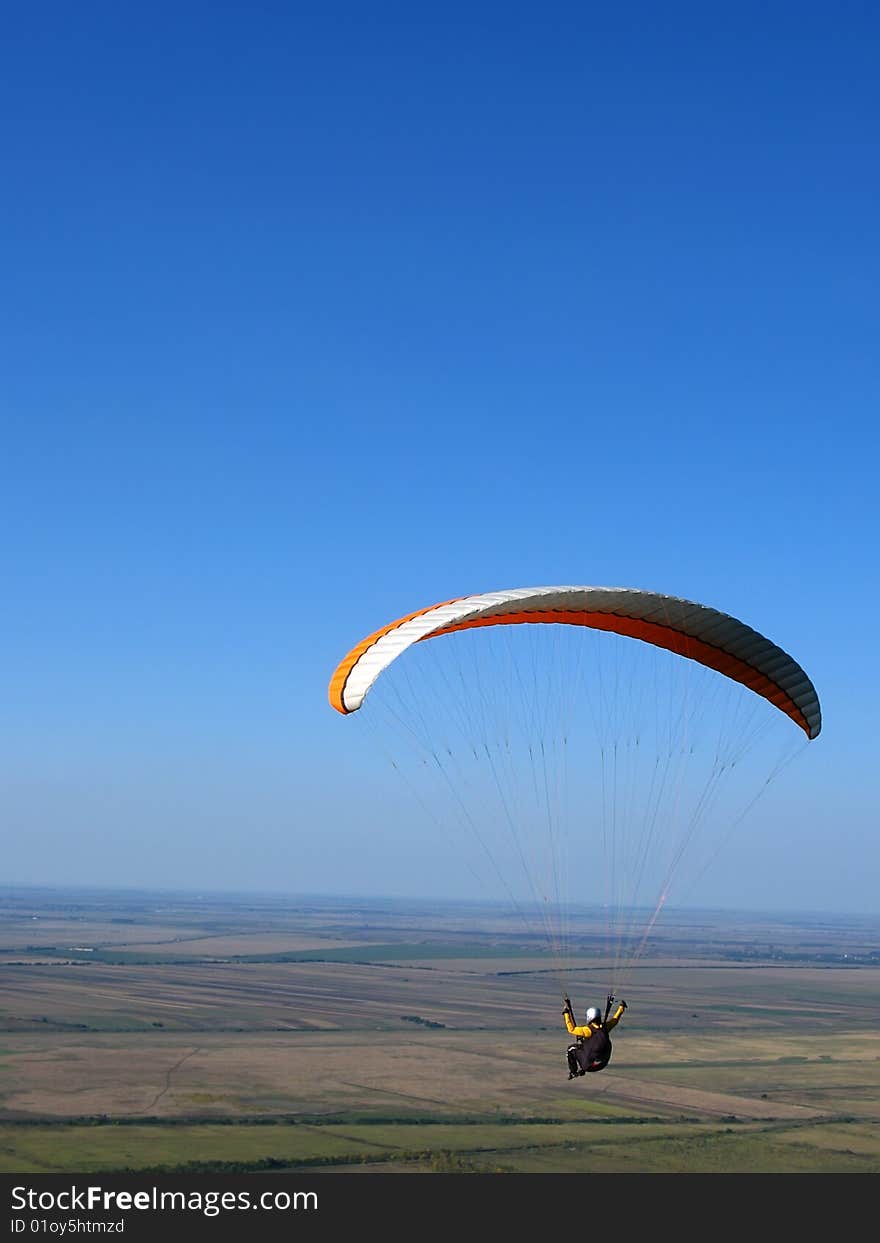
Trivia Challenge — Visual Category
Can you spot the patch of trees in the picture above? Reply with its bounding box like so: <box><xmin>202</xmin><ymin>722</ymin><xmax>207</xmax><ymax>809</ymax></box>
<box><xmin>400</xmin><ymin>1014</ymin><xmax>446</xmax><ymax>1029</ymax></box>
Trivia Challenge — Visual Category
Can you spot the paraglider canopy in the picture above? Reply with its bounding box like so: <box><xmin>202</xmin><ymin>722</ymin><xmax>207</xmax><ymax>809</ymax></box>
<box><xmin>329</xmin><ymin>586</ymin><xmax>821</xmax><ymax>739</ymax></box>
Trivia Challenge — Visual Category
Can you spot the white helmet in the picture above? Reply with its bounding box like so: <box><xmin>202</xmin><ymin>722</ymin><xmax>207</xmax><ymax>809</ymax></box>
<box><xmin>585</xmin><ymin>1006</ymin><xmax>602</xmax><ymax>1023</ymax></box>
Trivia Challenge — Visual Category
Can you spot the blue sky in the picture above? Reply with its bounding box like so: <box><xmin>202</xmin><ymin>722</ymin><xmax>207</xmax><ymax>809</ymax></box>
<box><xmin>2</xmin><ymin>3</ymin><xmax>877</xmax><ymax>914</ymax></box>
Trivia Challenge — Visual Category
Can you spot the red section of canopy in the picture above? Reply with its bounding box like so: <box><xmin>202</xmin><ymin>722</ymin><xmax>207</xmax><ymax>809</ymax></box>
<box><xmin>425</xmin><ymin>608</ymin><xmax>811</xmax><ymax>737</ymax></box>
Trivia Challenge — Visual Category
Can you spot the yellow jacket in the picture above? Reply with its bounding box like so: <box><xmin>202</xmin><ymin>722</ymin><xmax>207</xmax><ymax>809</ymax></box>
<box><xmin>565</xmin><ymin>1003</ymin><xmax>625</xmax><ymax>1039</ymax></box>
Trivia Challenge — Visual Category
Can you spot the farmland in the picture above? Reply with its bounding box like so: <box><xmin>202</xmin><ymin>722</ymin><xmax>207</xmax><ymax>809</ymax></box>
<box><xmin>1</xmin><ymin>886</ymin><xmax>878</xmax><ymax>1173</ymax></box>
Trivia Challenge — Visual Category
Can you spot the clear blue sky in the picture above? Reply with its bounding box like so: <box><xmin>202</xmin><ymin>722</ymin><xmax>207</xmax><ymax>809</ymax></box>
<box><xmin>2</xmin><ymin>3</ymin><xmax>877</xmax><ymax>913</ymax></box>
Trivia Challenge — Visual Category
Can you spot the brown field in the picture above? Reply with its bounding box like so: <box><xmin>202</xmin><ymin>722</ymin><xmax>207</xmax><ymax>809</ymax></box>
<box><xmin>6</xmin><ymin>1026</ymin><xmax>877</xmax><ymax>1122</ymax></box>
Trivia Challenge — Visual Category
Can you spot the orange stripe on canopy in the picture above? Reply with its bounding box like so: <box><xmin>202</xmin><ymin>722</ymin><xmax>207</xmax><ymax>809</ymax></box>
<box><xmin>328</xmin><ymin>597</ymin><xmax>462</xmax><ymax>714</ymax></box>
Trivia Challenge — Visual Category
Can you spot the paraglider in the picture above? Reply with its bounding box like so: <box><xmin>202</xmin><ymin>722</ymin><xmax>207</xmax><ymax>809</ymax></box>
<box><xmin>328</xmin><ymin>584</ymin><xmax>821</xmax><ymax>1074</ymax></box>
<box><xmin>565</xmin><ymin>994</ymin><xmax>627</xmax><ymax>1077</ymax></box>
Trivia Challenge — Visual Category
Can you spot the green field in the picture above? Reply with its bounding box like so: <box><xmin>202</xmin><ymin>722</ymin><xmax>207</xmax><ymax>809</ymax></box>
<box><xmin>1</xmin><ymin>887</ymin><xmax>878</xmax><ymax>1173</ymax></box>
<box><xmin>4</xmin><ymin>1116</ymin><xmax>877</xmax><ymax>1175</ymax></box>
